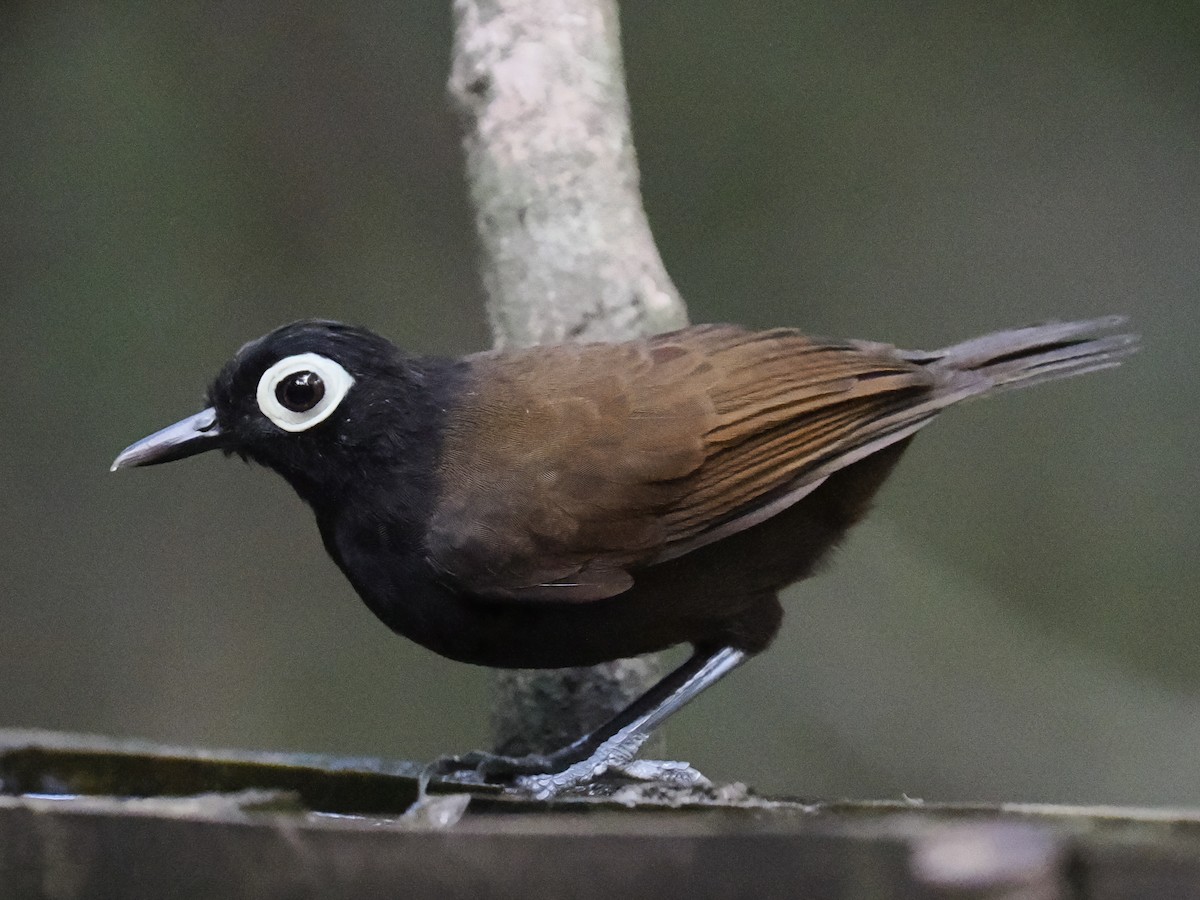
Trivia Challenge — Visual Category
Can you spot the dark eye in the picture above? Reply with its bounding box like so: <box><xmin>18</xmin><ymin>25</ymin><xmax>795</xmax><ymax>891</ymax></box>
<box><xmin>275</xmin><ymin>371</ymin><xmax>325</xmax><ymax>412</ymax></box>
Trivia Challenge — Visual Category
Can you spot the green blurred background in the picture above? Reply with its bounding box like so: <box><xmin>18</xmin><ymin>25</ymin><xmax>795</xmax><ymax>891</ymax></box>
<box><xmin>2</xmin><ymin>2</ymin><xmax>1196</xmax><ymax>804</ymax></box>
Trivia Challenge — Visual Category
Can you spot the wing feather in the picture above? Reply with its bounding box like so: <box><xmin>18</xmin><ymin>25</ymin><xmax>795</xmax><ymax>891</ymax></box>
<box><xmin>425</xmin><ymin>325</ymin><xmax>963</xmax><ymax>602</ymax></box>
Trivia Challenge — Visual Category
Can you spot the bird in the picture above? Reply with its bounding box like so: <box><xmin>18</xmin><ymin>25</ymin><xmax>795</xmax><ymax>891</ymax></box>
<box><xmin>111</xmin><ymin>316</ymin><xmax>1136</xmax><ymax>798</ymax></box>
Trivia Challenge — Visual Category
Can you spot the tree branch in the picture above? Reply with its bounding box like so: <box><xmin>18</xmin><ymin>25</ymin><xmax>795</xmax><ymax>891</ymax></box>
<box><xmin>449</xmin><ymin>0</ymin><xmax>688</xmax><ymax>754</ymax></box>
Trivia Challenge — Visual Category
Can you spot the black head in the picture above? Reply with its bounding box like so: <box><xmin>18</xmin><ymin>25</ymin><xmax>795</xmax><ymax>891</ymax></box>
<box><xmin>112</xmin><ymin>320</ymin><xmax>438</xmax><ymax>503</ymax></box>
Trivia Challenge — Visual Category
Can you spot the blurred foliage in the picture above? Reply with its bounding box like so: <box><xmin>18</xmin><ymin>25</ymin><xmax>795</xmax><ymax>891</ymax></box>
<box><xmin>0</xmin><ymin>1</ymin><xmax>1196</xmax><ymax>803</ymax></box>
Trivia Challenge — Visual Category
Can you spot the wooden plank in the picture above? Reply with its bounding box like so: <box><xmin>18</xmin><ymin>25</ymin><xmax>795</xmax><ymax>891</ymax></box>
<box><xmin>4</xmin><ymin>730</ymin><xmax>1200</xmax><ymax>899</ymax></box>
<box><xmin>0</xmin><ymin>800</ymin><xmax>918</xmax><ymax>900</ymax></box>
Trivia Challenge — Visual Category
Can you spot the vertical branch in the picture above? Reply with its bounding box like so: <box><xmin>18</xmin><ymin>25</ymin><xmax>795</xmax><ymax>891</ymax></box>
<box><xmin>449</xmin><ymin>0</ymin><xmax>687</xmax><ymax>348</ymax></box>
<box><xmin>449</xmin><ymin>0</ymin><xmax>688</xmax><ymax>755</ymax></box>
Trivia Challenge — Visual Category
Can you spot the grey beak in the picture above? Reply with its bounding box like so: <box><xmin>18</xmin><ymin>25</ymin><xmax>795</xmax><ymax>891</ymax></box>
<box><xmin>111</xmin><ymin>408</ymin><xmax>226</xmax><ymax>471</ymax></box>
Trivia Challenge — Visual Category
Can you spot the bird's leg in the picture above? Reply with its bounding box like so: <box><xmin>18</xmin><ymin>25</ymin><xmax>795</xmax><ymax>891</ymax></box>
<box><xmin>426</xmin><ymin>646</ymin><xmax>748</xmax><ymax>798</ymax></box>
<box><xmin>514</xmin><ymin>646</ymin><xmax>748</xmax><ymax>798</ymax></box>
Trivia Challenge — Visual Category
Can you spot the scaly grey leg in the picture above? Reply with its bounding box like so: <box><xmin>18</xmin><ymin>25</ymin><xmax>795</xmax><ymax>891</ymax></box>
<box><xmin>514</xmin><ymin>646</ymin><xmax>748</xmax><ymax>799</ymax></box>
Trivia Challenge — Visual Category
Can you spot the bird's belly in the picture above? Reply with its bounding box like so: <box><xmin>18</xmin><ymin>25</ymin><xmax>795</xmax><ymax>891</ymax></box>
<box><xmin>330</xmin><ymin>440</ymin><xmax>910</xmax><ymax>668</ymax></box>
<box><xmin>379</xmin><ymin>585</ymin><xmax>697</xmax><ymax>669</ymax></box>
<box><xmin>353</xmin><ymin>558</ymin><xmax>782</xmax><ymax>669</ymax></box>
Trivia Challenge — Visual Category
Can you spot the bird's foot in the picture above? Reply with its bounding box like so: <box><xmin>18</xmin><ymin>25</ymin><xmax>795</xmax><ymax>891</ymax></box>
<box><xmin>515</xmin><ymin>758</ymin><xmax>711</xmax><ymax>801</ymax></box>
<box><xmin>423</xmin><ymin>748</ymin><xmax>559</xmax><ymax>789</ymax></box>
<box><xmin>423</xmin><ymin>748</ymin><xmax>711</xmax><ymax>801</ymax></box>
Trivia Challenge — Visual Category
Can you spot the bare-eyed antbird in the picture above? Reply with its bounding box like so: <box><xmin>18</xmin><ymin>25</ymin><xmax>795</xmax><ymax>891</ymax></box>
<box><xmin>112</xmin><ymin>316</ymin><xmax>1135</xmax><ymax>797</ymax></box>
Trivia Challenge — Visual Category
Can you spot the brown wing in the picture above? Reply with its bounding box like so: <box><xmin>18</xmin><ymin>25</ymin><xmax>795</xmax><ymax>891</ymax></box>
<box><xmin>425</xmin><ymin>325</ymin><xmax>984</xmax><ymax>602</ymax></box>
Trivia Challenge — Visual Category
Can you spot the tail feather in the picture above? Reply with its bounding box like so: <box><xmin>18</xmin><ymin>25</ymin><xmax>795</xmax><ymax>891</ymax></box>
<box><xmin>904</xmin><ymin>316</ymin><xmax>1138</xmax><ymax>395</ymax></box>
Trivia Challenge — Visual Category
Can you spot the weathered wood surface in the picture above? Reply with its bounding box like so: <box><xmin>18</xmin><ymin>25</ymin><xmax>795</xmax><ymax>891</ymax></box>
<box><xmin>4</xmin><ymin>730</ymin><xmax>1200</xmax><ymax>899</ymax></box>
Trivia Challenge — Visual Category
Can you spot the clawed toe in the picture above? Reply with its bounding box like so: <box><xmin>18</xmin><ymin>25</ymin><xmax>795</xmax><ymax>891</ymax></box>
<box><xmin>424</xmin><ymin>752</ymin><xmax>488</xmax><ymax>785</ymax></box>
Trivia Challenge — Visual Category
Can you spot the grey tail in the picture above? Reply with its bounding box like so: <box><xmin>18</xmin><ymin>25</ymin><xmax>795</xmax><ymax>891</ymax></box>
<box><xmin>903</xmin><ymin>315</ymin><xmax>1138</xmax><ymax>394</ymax></box>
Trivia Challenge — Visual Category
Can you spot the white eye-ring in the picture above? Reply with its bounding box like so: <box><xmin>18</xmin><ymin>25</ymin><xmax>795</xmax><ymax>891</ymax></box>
<box><xmin>256</xmin><ymin>353</ymin><xmax>355</xmax><ymax>433</ymax></box>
